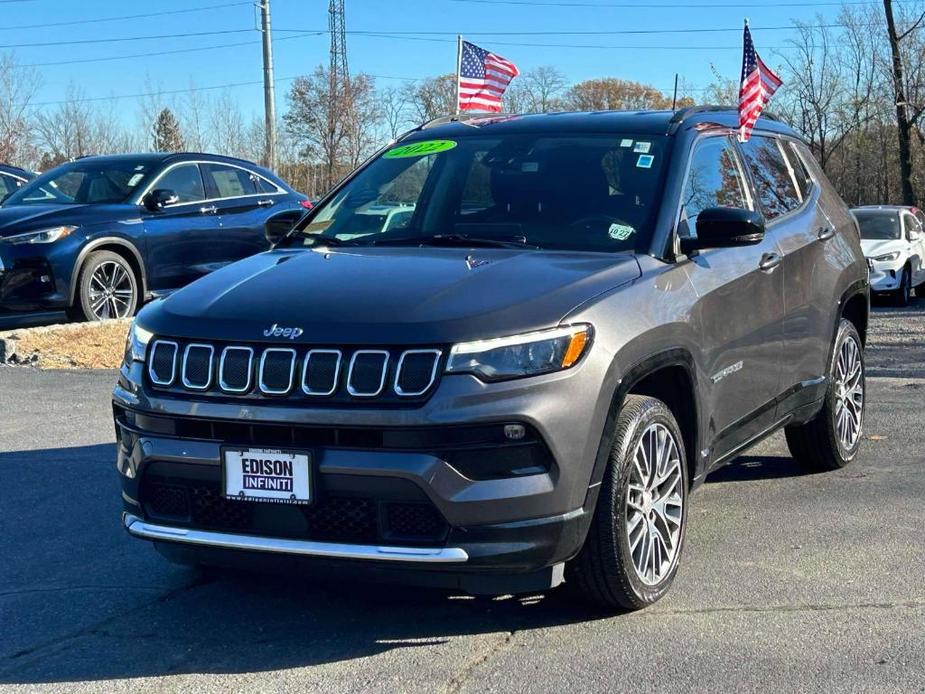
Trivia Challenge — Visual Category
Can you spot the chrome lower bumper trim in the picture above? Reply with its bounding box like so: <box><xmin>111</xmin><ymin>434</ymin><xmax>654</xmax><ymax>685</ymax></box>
<box><xmin>122</xmin><ymin>513</ymin><xmax>469</xmax><ymax>563</ymax></box>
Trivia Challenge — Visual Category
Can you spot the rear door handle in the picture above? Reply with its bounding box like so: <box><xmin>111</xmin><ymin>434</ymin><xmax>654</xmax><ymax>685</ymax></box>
<box><xmin>758</xmin><ymin>252</ymin><xmax>783</xmax><ymax>272</ymax></box>
<box><xmin>817</xmin><ymin>226</ymin><xmax>835</xmax><ymax>241</ymax></box>
<box><xmin>257</xmin><ymin>198</ymin><xmax>275</xmax><ymax>208</ymax></box>
<box><xmin>199</xmin><ymin>205</ymin><xmax>218</xmax><ymax>215</ymax></box>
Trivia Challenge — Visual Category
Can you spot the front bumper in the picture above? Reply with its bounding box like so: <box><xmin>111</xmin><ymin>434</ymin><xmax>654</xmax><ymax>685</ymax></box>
<box><xmin>113</xmin><ymin>350</ymin><xmax>611</xmax><ymax>591</ymax></box>
<box><xmin>868</xmin><ymin>259</ymin><xmax>905</xmax><ymax>292</ymax></box>
<box><xmin>0</xmin><ymin>243</ymin><xmax>67</xmax><ymax>310</ymax></box>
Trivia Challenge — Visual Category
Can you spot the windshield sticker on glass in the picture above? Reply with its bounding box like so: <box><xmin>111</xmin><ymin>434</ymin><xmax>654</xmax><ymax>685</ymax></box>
<box><xmin>383</xmin><ymin>140</ymin><xmax>458</xmax><ymax>159</ymax></box>
<box><xmin>633</xmin><ymin>141</ymin><xmax>651</xmax><ymax>153</ymax></box>
<box><xmin>521</xmin><ymin>162</ymin><xmax>539</xmax><ymax>172</ymax></box>
<box><xmin>636</xmin><ymin>154</ymin><xmax>655</xmax><ymax>169</ymax></box>
<box><xmin>608</xmin><ymin>223</ymin><xmax>635</xmax><ymax>241</ymax></box>
<box><xmin>128</xmin><ymin>173</ymin><xmax>145</xmax><ymax>187</ymax></box>
<box><xmin>619</xmin><ymin>139</ymin><xmax>634</xmax><ymax>148</ymax></box>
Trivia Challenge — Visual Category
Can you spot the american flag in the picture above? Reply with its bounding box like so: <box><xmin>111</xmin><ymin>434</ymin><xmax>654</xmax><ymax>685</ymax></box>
<box><xmin>738</xmin><ymin>23</ymin><xmax>782</xmax><ymax>142</ymax></box>
<box><xmin>458</xmin><ymin>40</ymin><xmax>519</xmax><ymax>112</ymax></box>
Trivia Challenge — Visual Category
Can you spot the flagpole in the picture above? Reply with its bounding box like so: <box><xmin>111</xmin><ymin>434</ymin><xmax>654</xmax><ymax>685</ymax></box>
<box><xmin>455</xmin><ymin>35</ymin><xmax>463</xmax><ymax>117</ymax></box>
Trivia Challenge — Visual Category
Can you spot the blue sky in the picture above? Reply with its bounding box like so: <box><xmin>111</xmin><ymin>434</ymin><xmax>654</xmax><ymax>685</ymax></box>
<box><xmin>3</xmin><ymin>0</ymin><xmax>860</xmax><ymax>120</ymax></box>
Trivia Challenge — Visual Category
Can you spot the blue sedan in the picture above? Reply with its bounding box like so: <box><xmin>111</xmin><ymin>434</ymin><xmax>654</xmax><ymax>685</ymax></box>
<box><xmin>0</xmin><ymin>153</ymin><xmax>309</xmax><ymax>321</ymax></box>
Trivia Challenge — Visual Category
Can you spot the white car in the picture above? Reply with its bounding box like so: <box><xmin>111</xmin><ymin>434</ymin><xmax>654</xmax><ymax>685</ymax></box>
<box><xmin>852</xmin><ymin>205</ymin><xmax>925</xmax><ymax>305</ymax></box>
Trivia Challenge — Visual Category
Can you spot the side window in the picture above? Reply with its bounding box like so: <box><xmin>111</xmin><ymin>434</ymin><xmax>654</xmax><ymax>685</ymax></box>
<box><xmin>0</xmin><ymin>174</ymin><xmax>14</xmax><ymax>198</ymax></box>
<box><xmin>680</xmin><ymin>136</ymin><xmax>750</xmax><ymax>234</ymax></box>
<box><xmin>155</xmin><ymin>164</ymin><xmax>205</xmax><ymax>204</ymax></box>
<box><xmin>903</xmin><ymin>212</ymin><xmax>922</xmax><ymax>241</ymax></box>
<box><xmin>203</xmin><ymin>164</ymin><xmax>258</xmax><ymax>199</ymax></box>
<box><xmin>253</xmin><ymin>173</ymin><xmax>279</xmax><ymax>194</ymax></box>
<box><xmin>783</xmin><ymin>141</ymin><xmax>814</xmax><ymax>201</ymax></box>
<box><xmin>739</xmin><ymin>135</ymin><xmax>801</xmax><ymax>219</ymax></box>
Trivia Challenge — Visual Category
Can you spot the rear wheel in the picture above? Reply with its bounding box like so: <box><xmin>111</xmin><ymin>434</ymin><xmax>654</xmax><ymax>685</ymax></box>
<box><xmin>68</xmin><ymin>251</ymin><xmax>139</xmax><ymax>322</ymax></box>
<box><xmin>567</xmin><ymin>395</ymin><xmax>688</xmax><ymax>610</ymax></box>
<box><xmin>785</xmin><ymin>319</ymin><xmax>865</xmax><ymax>471</ymax></box>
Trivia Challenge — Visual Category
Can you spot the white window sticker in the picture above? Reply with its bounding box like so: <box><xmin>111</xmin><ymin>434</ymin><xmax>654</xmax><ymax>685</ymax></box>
<box><xmin>637</xmin><ymin>154</ymin><xmax>655</xmax><ymax>169</ymax></box>
<box><xmin>521</xmin><ymin>162</ymin><xmax>539</xmax><ymax>172</ymax></box>
<box><xmin>127</xmin><ymin>173</ymin><xmax>145</xmax><ymax>187</ymax></box>
<box><xmin>608</xmin><ymin>223</ymin><xmax>635</xmax><ymax>241</ymax></box>
<box><xmin>619</xmin><ymin>138</ymin><xmax>634</xmax><ymax>148</ymax></box>
<box><xmin>633</xmin><ymin>141</ymin><xmax>652</xmax><ymax>153</ymax></box>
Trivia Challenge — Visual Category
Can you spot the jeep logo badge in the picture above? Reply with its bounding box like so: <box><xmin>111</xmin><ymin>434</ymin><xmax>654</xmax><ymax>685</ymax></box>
<box><xmin>263</xmin><ymin>323</ymin><xmax>304</xmax><ymax>340</ymax></box>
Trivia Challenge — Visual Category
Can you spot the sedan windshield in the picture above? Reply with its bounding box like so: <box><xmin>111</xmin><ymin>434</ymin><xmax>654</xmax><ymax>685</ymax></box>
<box><xmin>286</xmin><ymin>133</ymin><xmax>669</xmax><ymax>253</ymax></box>
<box><xmin>4</xmin><ymin>159</ymin><xmax>156</xmax><ymax>206</ymax></box>
<box><xmin>854</xmin><ymin>211</ymin><xmax>901</xmax><ymax>240</ymax></box>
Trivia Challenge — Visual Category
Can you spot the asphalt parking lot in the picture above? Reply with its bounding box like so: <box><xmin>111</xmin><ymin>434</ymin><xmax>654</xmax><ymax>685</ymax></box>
<box><xmin>1</xmin><ymin>303</ymin><xmax>923</xmax><ymax>693</ymax></box>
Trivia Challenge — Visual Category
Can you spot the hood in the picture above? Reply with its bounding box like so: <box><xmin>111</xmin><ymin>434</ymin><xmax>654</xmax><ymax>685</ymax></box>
<box><xmin>861</xmin><ymin>238</ymin><xmax>905</xmax><ymax>258</ymax></box>
<box><xmin>0</xmin><ymin>203</ymin><xmax>138</xmax><ymax>237</ymax></box>
<box><xmin>140</xmin><ymin>247</ymin><xmax>642</xmax><ymax>344</ymax></box>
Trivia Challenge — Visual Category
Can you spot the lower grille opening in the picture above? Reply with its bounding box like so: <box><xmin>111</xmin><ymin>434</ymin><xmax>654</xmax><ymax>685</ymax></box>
<box><xmin>142</xmin><ymin>476</ymin><xmax>449</xmax><ymax>546</ymax></box>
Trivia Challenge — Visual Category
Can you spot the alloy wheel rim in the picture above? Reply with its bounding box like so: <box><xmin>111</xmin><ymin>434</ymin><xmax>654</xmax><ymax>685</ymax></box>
<box><xmin>833</xmin><ymin>334</ymin><xmax>864</xmax><ymax>451</ymax></box>
<box><xmin>625</xmin><ymin>422</ymin><xmax>684</xmax><ymax>586</ymax></box>
<box><xmin>88</xmin><ymin>261</ymin><xmax>134</xmax><ymax>319</ymax></box>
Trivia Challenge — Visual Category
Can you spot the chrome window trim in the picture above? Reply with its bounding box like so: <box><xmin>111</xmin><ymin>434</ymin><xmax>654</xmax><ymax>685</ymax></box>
<box><xmin>123</xmin><ymin>513</ymin><xmax>469</xmax><ymax>563</ymax></box>
<box><xmin>148</xmin><ymin>340</ymin><xmax>178</xmax><ymax>386</ymax></box>
<box><xmin>218</xmin><ymin>346</ymin><xmax>254</xmax><ymax>394</ymax></box>
<box><xmin>301</xmin><ymin>349</ymin><xmax>342</xmax><ymax>396</ymax></box>
<box><xmin>346</xmin><ymin>350</ymin><xmax>390</xmax><ymax>397</ymax></box>
<box><xmin>181</xmin><ymin>343</ymin><xmax>215</xmax><ymax>390</ymax></box>
<box><xmin>394</xmin><ymin>349</ymin><xmax>442</xmax><ymax>397</ymax></box>
<box><xmin>259</xmin><ymin>347</ymin><xmax>297</xmax><ymax>395</ymax></box>
<box><xmin>133</xmin><ymin>159</ymin><xmax>287</xmax><ymax>207</ymax></box>
<box><xmin>1</xmin><ymin>171</ymin><xmax>27</xmax><ymax>184</ymax></box>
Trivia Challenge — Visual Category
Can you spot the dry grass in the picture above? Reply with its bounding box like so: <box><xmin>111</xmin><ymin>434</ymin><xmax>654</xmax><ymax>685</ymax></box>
<box><xmin>0</xmin><ymin>319</ymin><xmax>131</xmax><ymax>369</ymax></box>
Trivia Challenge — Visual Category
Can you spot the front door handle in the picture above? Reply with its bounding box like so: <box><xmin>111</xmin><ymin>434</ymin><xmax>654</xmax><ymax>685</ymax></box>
<box><xmin>817</xmin><ymin>226</ymin><xmax>835</xmax><ymax>241</ymax></box>
<box><xmin>758</xmin><ymin>252</ymin><xmax>783</xmax><ymax>272</ymax></box>
<box><xmin>199</xmin><ymin>205</ymin><xmax>218</xmax><ymax>215</ymax></box>
<box><xmin>257</xmin><ymin>198</ymin><xmax>275</xmax><ymax>207</ymax></box>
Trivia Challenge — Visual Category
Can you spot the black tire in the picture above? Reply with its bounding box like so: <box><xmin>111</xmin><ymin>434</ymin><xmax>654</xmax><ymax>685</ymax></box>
<box><xmin>567</xmin><ymin>395</ymin><xmax>688</xmax><ymax>610</ymax></box>
<box><xmin>894</xmin><ymin>266</ymin><xmax>911</xmax><ymax>307</ymax></box>
<box><xmin>785</xmin><ymin>319</ymin><xmax>865</xmax><ymax>471</ymax></box>
<box><xmin>68</xmin><ymin>250</ymin><xmax>139</xmax><ymax>322</ymax></box>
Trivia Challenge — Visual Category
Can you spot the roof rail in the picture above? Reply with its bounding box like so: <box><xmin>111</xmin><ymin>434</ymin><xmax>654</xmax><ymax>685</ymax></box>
<box><xmin>417</xmin><ymin>112</ymin><xmax>516</xmax><ymax>130</ymax></box>
<box><xmin>670</xmin><ymin>104</ymin><xmax>781</xmax><ymax>125</ymax></box>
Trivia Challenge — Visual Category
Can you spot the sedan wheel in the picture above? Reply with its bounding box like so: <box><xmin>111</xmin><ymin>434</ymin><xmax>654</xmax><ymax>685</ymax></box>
<box><xmin>71</xmin><ymin>250</ymin><xmax>139</xmax><ymax>322</ymax></box>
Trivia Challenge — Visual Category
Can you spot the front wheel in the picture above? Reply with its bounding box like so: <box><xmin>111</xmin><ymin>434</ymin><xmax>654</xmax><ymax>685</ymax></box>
<box><xmin>69</xmin><ymin>251</ymin><xmax>139</xmax><ymax>322</ymax></box>
<box><xmin>894</xmin><ymin>266</ymin><xmax>911</xmax><ymax>307</ymax></box>
<box><xmin>785</xmin><ymin>319</ymin><xmax>865</xmax><ymax>471</ymax></box>
<box><xmin>567</xmin><ymin>395</ymin><xmax>688</xmax><ymax>610</ymax></box>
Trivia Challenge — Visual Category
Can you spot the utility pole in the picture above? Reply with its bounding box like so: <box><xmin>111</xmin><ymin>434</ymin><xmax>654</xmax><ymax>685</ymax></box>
<box><xmin>327</xmin><ymin>0</ymin><xmax>349</xmax><ymax>190</ymax></box>
<box><xmin>258</xmin><ymin>0</ymin><xmax>277</xmax><ymax>170</ymax></box>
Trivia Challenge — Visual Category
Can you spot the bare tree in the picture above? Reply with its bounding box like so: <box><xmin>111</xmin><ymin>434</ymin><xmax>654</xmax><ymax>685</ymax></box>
<box><xmin>405</xmin><ymin>74</ymin><xmax>457</xmax><ymax>122</ymax></box>
<box><xmin>379</xmin><ymin>85</ymin><xmax>410</xmax><ymax>139</ymax></box>
<box><xmin>0</xmin><ymin>53</ymin><xmax>40</xmax><ymax>165</ymax></box>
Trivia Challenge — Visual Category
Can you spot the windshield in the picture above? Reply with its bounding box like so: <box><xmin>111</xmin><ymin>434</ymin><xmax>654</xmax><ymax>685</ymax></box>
<box><xmin>285</xmin><ymin>133</ymin><xmax>669</xmax><ymax>253</ymax></box>
<box><xmin>4</xmin><ymin>159</ymin><xmax>156</xmax><ymax>206</ymax></box>
<box><xmin>854</xmin><ymin>211</ymin><xmax>901</xmax><ymax>240</ymax></box>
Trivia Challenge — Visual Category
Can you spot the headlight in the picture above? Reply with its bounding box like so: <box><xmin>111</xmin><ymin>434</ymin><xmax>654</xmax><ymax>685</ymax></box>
<box><xmin>872</xmin><ymin>251</ymin><xmax>901</xmax><ymax>262</ymax></box>
<box><xmin>446</xmin><ymin>324</ymin><xmax>592</xmax><ymax>382</ymax></box>
<box><xmin>124</xmin><ymin>320</ymin><xmax>153</xmax><ymax>364</ymax></box>
<box><xmin>4</xmin><ymin>225</ymin><xmax>78</xmax><ymax>245</ymax></box>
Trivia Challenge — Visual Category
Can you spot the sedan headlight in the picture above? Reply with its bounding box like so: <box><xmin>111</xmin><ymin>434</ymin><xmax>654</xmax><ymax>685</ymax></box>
<box><xmin>446</xmin><ymin>324</ymin><xmax>592</xmax><ymax>382</ymax></box>
<box><xmin>872</xmin><ymin>251</ymin><xmax>901</xmax><ymax>262</ymax></box>
<box><xmin>4</xmin><ymin>225</ymin><xmax>78</xmax><ymax>245</ymax></box>
<box><xmin>124</xmin><ymin>320</ymin><xmax>153</xmax><ymax>364</ymax></box>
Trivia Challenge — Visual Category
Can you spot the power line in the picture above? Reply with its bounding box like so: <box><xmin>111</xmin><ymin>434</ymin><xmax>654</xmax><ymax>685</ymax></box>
<box><xmin>358</xmin><ymin>32</ymin><xmax>794</xmax><ymax>50</ymax></box>
<box><xmin>0</xmin><ymin>28</ymin><xmax>257</xmax><ymax>50</ymax></box>
<box><xmin>21</xmin><ymin>33</ymin><xmax>325</xmax><ymax>69</ymax></box>
<box><xmin>0</xmin><ymin>1</ymin><xmax>252</xmax><ymax>32</ymax></box>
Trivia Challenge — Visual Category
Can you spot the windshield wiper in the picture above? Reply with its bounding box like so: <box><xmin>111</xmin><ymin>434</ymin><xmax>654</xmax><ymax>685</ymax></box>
<box><xmin>372</xmin><ymin>233</ymin><xmax>537</xmax><ymax>249</ymax></box>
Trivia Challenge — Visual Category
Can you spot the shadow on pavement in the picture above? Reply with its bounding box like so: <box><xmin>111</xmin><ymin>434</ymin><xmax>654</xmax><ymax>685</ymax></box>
<box><xmin>705</xmin><ymin>454</ymin><xmax>816</xmax><ymax>483</ymax></box>
<box><xmin>0</xmin><ymin>443</ymin><xmax>611</xmax><ymax>685</ymax></box>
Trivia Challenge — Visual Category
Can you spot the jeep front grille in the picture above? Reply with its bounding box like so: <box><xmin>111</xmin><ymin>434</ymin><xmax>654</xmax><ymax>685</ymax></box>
<box><xmin>146</xmin><ymin>338</ymin><xmax>444</xmax><ymax>403</ymax></box>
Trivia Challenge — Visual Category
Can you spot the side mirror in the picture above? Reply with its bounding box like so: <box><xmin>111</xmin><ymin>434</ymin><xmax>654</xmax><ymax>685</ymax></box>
<box><xmin>683</xmin><ymin>207</ymin><xmax>765</xmax><ymax>253</ymax></box>
<box><xmin>265</xmin><ymin>215</ymin><xmax>297</xmax><ymax>246</ymax></box>
<box><xmin>142</xmin><ymin>188</ymin><xmax>179</xmax><ymax>211</ymax></box>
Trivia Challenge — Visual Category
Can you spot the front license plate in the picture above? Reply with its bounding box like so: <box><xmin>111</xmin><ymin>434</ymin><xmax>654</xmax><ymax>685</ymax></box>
<box><xmin>223</xmin><ymin>448</ymin><xmax>312</xmax><ymax>505</ymax></box>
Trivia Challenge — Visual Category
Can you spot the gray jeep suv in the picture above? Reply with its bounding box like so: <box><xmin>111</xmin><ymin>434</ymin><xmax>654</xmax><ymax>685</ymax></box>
<box><xmin>114</xmin><ymin>107</ymin><xmax>869</xmax><ymax>609</ymax></box>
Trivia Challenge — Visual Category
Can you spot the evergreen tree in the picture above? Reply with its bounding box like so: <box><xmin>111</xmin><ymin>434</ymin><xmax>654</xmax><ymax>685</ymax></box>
<box><xmin>152</xmin><ymin>108</ymin><xmax>185</xmax><ymax>152</ymax></box>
